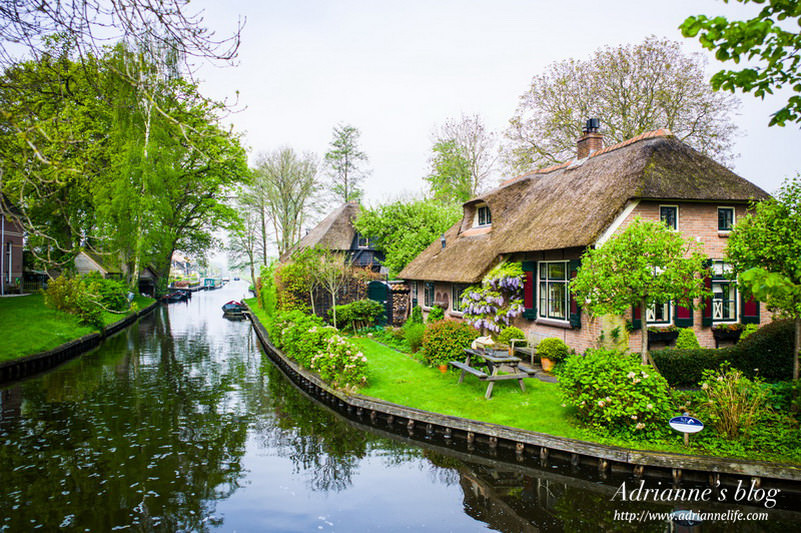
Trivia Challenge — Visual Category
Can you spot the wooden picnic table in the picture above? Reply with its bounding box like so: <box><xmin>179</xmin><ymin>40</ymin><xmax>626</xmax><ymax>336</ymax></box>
<box><xmin>450</xmin><ymin>348</ymin><xmax>535</xmax><ymax>399</ymax></box>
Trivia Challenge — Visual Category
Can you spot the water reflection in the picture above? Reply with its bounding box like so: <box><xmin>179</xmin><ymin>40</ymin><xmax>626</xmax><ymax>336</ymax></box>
<box><xmin>1</xmin><ymin>282</ymin><xmax>799</xmax><ymax>532</ymax></box>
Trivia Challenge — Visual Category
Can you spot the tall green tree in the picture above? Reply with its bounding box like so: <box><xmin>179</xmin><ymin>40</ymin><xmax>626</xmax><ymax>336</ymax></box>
<box><xmin>253</xmin><ymin>148</ymin><xmax>320</xmax><ymax>256</ymax></box>
<box><xmin>681</xmin><ymin>1</ymin><xmax>801</xmax><ymax>126</ymax></box>
<box><xmin>353</xmin><ymin>198</ymin><xmax>461</xmax><ymax>278</ymax></box>
<box><xmin>227</xmin><ymin>200</ymin><xmax>261</xmax><ymax>290</ymax></box>
<box><xmin>424</xmin><ymin>140</ymin><xmax>473</xmax><ymax>203</ymax></box>
<box><xmin>324</xmin><ymin>124</ymin><xmax>369</xmax><ymax>203</ymax></box>
<box><xmin>504</xmin><ymin>36</ymin><xmax>739</xmax><ymax>172</ymax></box>
<box><xmin>570</xmin><ymin>218</ymin><xmax>711</xmax><ymax>364</ymax></box>
<box><xmin>726</xmin><ymin>175</ymin><xmax>801</xmax><ymax>381</ymax></box>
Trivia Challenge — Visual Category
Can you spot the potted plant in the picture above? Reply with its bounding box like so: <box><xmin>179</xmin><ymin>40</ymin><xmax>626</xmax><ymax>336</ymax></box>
<box><xmin>712</xmin><ymin>323</ymin><xmax>744</xmax><ymax>342</ymax></box>
<box><xmin>647</xmin><ymin>325</ymin><xmax>679</xmax><ymax>343</ymax></box>
<box><xmin>536</xmin><ymin>338</ymin><xmax>569</xmax><ymax>372</ymax></box>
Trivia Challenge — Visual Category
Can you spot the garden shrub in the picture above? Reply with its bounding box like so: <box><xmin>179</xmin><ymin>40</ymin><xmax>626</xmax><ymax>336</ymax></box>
<box><xmin>426</xmin><ymin>305</ymin><xmax>444</xmax><ymax>323</ymax></box>
<box><xmin>404</xmin><ymin>322</ymin><xmax>425</xmax><ymax>353</ymax></box>
<box><xmin>557</xmin><ymin>349</ymin><xmax>674</xmax><ymax>439</ymax></box>
<box><xmin>329</xmin><ymin>299</ymin><xmax>384</xmax><ymax>330</ymax></box>
<box><xmin>421</xmin><ymin>320</ymin><xmax>479</xmax><ymax>367</ymax></box>
<box><xmin>497</xmin><ymin>326</ymin><xmax>526</xmax><ymax>346</ymax></box>
<box><xmin>44</xmin><ymin>274</ymin><xmax>103</xmax><ymax>326</ymax></box>
<box><xmin>310</xmin><ymin>334</ymin><xmax>368</xmax><ymax>389</ymax></box>
<box><xmin>652</xmin><ymin>319</ymin><xmax>795</xmax><ymax>386</ymax></box>
<box><xmin>407</xmin><ymin>305</ymin><xmax>423</xmax><ymax>325</ymax></box>
<box><xmin>537</xmin><ymin>338</ymin><xmax>570</xmax><ymax>363</ymax></box>
<box><xmin>738</xmin><ymin>323</ymin><xmax>760</xmax><ymax>342</ymax></box>
<box><xmin>82</xmin><ymin>272</ymin><xmax>129</xmax><ymax>312</ymax></box>
<box><xmin>274</xmin><ymin>261</ymin><xmax>311</xmax><ymax>312</ymax></box>
<box><xmin>697</xmin><ymin>364</ymin><xmax>769</xmax><ymax>439</ymax></box>
<box><xmin>675</xmin><ymin>328</ymin><xmax>700</xmax><ymax>349</ymax></box>
<box><xmin>258</xmin><ymin>263</ymin><xmax>278</xmax><ymax>316</ymax></box>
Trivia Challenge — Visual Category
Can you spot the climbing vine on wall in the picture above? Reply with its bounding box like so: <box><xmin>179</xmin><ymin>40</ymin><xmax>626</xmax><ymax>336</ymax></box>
<box><xmin>461</xmin><ymin>261</ymin><xmax>524</xmax><ymax>334</ymax></box>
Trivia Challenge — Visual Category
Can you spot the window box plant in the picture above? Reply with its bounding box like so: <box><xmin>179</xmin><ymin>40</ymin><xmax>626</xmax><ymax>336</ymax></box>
<box><xmin>647</xmin><ymin>325</ymin><xmax>679</xmax><ymax>343</ymax></box>
<box><xmin>712</xmin><ymin>322</ymin><xmax>744</xmax><ymax>342</ymax></box>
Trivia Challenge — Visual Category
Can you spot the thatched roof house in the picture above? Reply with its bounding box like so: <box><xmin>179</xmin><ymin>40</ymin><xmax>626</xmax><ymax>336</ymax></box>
<box><xmin>400</xmin><ymin>127</ymin><xmax>770</xmax><ymax>352</ymax></box>
<box><xmin>281</xmin><ymin>201</ymin><xmax>384</xmax><ymax>270</ymax></box>
<box><xmin>400</xmin><ymin>130</ymin><xmax>767</xmax><ymax>284</ymax></box>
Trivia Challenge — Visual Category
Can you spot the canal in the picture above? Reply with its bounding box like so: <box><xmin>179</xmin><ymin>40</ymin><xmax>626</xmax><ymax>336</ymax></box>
<box><xmin>1</xmin><ymin>282</ymin><xmax>798</xmax><ymax>532</ymax></box>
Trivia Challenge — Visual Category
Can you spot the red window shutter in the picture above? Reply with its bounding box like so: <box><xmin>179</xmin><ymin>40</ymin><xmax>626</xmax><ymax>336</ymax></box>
<box><xmin>702</xmin><ymin>271</ymin><xmax>713</xmax><ymax>327</ymax></box>
<box><xmin>740</xmin><ymin>295</ymin><xmax>760</xmax><ymax>324</ymax></box>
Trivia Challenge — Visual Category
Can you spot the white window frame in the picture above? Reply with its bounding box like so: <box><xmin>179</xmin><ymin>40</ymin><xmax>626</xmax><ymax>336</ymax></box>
<box><xmin>646</xmin><ymin>301</ymin><xmax>672</xmax><ymax>325</ymax></box>
<box><xmin>424</xmin><ymin>281</ymin><xmax>435</xmax><ymax>308</ymax></box>
<box><xmin>537</xmin><ymin>260</ymin><xmax>569</xmax><ymax>322</ymax></box>
<box><xmin>5</xmin><ymin>242</ymin><xmax>11</xmax><ymax>283</ymax></box>
<box><xmin>711</xmin><ymin>260</ymin><xmax>738</xmax><ymax>323</ymax></box>
<box><xmin>717</xmin><ymin>206</ymin><xmax>735</xmax><ymax>232</ymax></box>
<box><xmin>452</xmin><ymin>284</ymin><xmax>468</xmax><ymax>313</ymax></box>
<box><xmin>474</xmin><ymin>205</ymin><xmax>492</xmax><ymax>227</ymax></box>
<box><xmin>659</xmin><ymin>205</ymin><xmax>679</xmax><ymax>231</ymax></box>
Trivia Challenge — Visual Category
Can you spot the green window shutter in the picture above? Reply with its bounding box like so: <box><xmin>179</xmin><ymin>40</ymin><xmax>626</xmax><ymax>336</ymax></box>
<box><xmin>568</xmin><ymin>259</ymin><xmax>581</xmax><ymax>328</ymax></box>
<box><xmin>522</xmin><ymin>261</ymin><xmax>536</xmax><ymax>319</ymax></box>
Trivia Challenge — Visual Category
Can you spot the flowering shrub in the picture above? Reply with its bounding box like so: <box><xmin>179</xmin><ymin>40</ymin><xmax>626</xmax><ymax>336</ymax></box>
<box><xmin>460</xmin><ymin>262</ymin><xmax>524</xmax><ymax>333</ymax></box>
<box><xmin>311</xmin><ymin>334</ymin><xmax>368</xmax><ymax>389</ymax></box>
<box><xmin>557</xmin><ymin>349</ymin><xmax>674</xmax><ymax>439</ymax></box>
<box><xmin>421</xmin><ymin>320</ymin><xmax>479</xmax><ymax>367</ymax></box>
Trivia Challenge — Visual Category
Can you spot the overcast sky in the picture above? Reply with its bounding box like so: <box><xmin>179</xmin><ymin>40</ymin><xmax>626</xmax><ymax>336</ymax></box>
<box><xmin>193</xmin><ymin>0</ymin><xmax>800</xmax><ymax>207</ymax></box>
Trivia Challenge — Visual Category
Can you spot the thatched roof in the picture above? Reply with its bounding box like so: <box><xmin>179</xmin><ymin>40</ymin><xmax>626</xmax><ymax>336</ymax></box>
<box><xmin>280</xmin><ymin>202</ymin><xmax>360</xmax><ymax>261</ymax></box>
<box><xmin>400</xmin><ymin>131</ymin><xmax>768</xmax><ymax>284</ymax></box>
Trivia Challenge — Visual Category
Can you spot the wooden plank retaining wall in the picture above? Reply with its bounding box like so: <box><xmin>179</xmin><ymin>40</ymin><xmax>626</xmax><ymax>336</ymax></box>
<box><xmin>0</xmin><ymin>301</ymin><xmax>160</xmax><ymax>384</ymax></box>
<box><xmin>245</xmin><ymin>304</ymin><xmax>801</xmax><ymax>488</ymax></box>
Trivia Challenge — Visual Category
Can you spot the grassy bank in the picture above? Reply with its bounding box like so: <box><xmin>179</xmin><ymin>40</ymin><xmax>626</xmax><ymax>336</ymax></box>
<box><xmin>246</xmin><ymin>302</ymin><xmax>801</xmax><ymax>464</ymax></box>
<box><xmin>0</xmin><ymin>293</ymin><xmax>155</xmax><ymax>363</ymax></box>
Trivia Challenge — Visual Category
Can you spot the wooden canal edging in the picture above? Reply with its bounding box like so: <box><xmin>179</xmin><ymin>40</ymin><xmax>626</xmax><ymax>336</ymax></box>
<box><xmin>0</xmin><ymin>301</ymin><xmax>160</xmax><ymax>384</ymax></box>
<box><xmin>245</xmin><ymin>305</ymin><xmax>801</xmax><ymax>489</ymax></box>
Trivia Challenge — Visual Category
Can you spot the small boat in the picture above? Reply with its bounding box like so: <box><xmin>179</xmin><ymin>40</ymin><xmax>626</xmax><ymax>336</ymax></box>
<box><xmin>222</xmin><ymin>300</ymin><xmax>246</xmax><ymax>317</ymax></box>
<box><xmin>164</xmin><ymin>290</ymin><xmax>189</xmax><ymax>303</ymax></box>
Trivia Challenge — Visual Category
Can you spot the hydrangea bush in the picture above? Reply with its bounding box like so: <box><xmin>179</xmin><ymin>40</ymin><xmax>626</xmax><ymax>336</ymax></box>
<box><xmin>557</xmin><ymin>349</ymin><xmax>674</xmax><ymax>439</ymax></box>
<box><xmin>311</xmin><ymin>334</ymin><xmax>368</xmax><ymax>389</ymax></box>
<box><xmin>461</xmin><ymin>262</ymin><xmax>524</xmax><ymax>334</ymax></box>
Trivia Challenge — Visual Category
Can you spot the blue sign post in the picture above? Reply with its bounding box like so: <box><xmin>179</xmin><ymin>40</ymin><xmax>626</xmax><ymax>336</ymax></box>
<box><xmin>669</xmin><ymin>414</ymin><xmax>704</xmax><ymax>446</ymax></box>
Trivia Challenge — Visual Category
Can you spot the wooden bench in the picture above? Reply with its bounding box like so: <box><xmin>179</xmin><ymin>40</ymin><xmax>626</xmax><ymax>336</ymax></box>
<box><xmin>450</xmin><ymin>360</ymin><xmax>488</xmax><ymax>382</ymax></box>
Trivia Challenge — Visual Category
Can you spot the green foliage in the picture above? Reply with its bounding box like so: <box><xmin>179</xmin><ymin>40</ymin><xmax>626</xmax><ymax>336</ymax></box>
<box><xmin>675</xmin><ymin>328</ymin><xmax>700</xmax><ymax>349</ymax></box>
<box><xmin>652</xmin><ymin>319</ymin><xmax>796</xmax><ymax>386</ymax></box>
<box><xmin>571</xmin><ymin>217</ymin><xmax>710</xmax><ymax>360</ymax></box>
<box><xmin>537</xmin><ymin>338</ymin><xmax>570</xmax><ymax>363</ymax></box>
<box><xmin>407</xmin><ymin>305</ymin><xmax>423</xmax><ymax>325</ymax></box>
<box><xmin>498</xmin><ymin>326</ymin><xmax>526</xmax><ymax>347</ymax></box>
<box><xmin>82</xmin><ymin>273</ymin><xmax>128</xmax><ymax>312</ymax></box>
<box><xmin>329</xmin><ymin>299</ymin><xmax>384</xmax><ymax>330</ymax></box>
<box><xmin>698</xmin><ymin>365</ymin><xmax>769</xmax><ymax>440</ymax></box>
<box><xmin>43</xmin><ymin>275</ymin><xmax>102</xmax><ymax>326</ymax></box>
<box><xmin>460</xmin><ymin>261</ymin><xmax>524</xmax><ymax>334</ymax></box>
<box><xmin>353</xmin><ymin>199</ymin><xmax>461</xmax><ymax>278</ymax></box>
<box><xmin>274</xmin><ymin>260</ymin><xmax>312</xmax><ymax>312</ymax></box>
<box><xmin>557</xmin><ymin>349</ymin><xmax>674</xmax><ymax>439</ymax></box>
<box><xmin>258</xmin><ymin>263</ymin><xmax>278</xmax><ymax>316</ymax></box>
<box><xmin>426</xmin><ymin>305</ymin><xmax>444</xmax><ymax>323</ymax></box>
<box><xmin>310</xmin><ymin>334</ymin><xmax>369</xmax><ymax>389</ymax></box>
<box><xmin>425</xmin><ymin>139</ymin><xmax>472</xmax><ymax>203</ymax></box>
<box><xmin>267</xmin><ymin>310</ymin><xmax>367</xmax><ymax>389</ymax></box>
<box><xmin>421</xmin><ymin>320</ymin><xmax>479</xmax><ymax>367</ymax></box>
<box><xmin>403</xmin><ymin>323</ymin><xmax>426</xmax><ymax>353</ymax></box>
<box><xmin>739</xmin><ymin>323</ymin><xmax>760</xmax><ymax>342</ymax></box>
<box><xmin>681</xmin><ymin>2</ymin><xmax>801</xmax><ymax>126</ymax></box>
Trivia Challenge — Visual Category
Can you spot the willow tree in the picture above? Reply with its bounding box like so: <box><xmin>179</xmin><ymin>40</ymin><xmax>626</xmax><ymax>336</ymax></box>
<box><xmin>570</xmin><ymin>218</ymin><xmax>710</xmax><ymax>365</ymax></box>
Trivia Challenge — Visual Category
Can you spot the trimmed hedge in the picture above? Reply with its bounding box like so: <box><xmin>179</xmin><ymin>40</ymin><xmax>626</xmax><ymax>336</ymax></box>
<box><xmin>329</xmin><ymin>299</ymin><xmax>384</xmax><ymax>330</ymax></box>
<box><xmin>652</xmin><ymin>320</ymin><xmax>795</xmax><ymax>387</ymax></box>
<box><xmin>421</xmin><ymin>320</ymin><xmax>479</xmax><ymax>367</ymax></box>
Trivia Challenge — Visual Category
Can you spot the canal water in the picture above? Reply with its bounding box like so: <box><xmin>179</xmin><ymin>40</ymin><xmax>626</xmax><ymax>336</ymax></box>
<box><xmin>1</xmin><ymin>282</ymin><xmax>797</xmax><ymax>532</ymax></box>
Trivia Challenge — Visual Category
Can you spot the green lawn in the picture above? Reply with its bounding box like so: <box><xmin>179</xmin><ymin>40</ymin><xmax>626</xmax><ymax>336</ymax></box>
<box><xmin>0</xmin><ymin>293</ymin><xmax>155</xmax><ymax>363</ymax></box>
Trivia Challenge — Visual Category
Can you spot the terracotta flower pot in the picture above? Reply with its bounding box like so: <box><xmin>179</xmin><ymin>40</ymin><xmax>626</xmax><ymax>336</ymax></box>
<box><xmin>438</xmin><ymin>364</ymin><xmax>448</xmax><ymax>373</ymax></box>
<box><xmin>540</xmin><ymin>357</ymin><xmax>554</xmax><ymax>372</ymax></box>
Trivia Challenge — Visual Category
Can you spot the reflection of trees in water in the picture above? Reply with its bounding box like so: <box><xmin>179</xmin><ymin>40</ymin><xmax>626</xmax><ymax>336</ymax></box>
<box><xmin>254</xmin><ymin>361</ymin><xmax>426</xmax><ymax>494</ymax></box>
<box><xmin>0</xmin><ymin>312</ymin><xmax>256</xmax><ymax>532</ymax></box>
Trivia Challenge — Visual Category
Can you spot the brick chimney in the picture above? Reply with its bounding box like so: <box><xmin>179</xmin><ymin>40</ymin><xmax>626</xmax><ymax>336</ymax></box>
<box><xmin>576</xmin><ymin>118</ymin><xmax>603</xmax><ymax>159</ymax></box>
